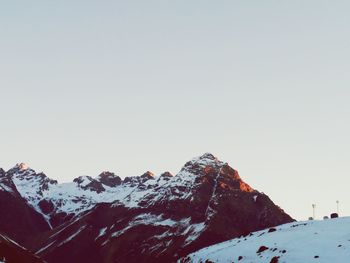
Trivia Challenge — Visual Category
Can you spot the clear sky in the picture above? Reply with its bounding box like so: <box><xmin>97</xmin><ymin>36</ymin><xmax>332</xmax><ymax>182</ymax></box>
<box><xmin>1</xmin><ymin>1</ymin><xmax>350</xmax><ymax>220</ymax></box>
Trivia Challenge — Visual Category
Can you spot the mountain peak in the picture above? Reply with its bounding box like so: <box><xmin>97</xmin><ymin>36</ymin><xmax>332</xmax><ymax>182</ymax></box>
<box><xmin>183</xmin><ymin>153</ymin><xmax>222</xmax><ymax>171</ymax></box>
<box><xmin>199</xmin><ymin>152</ymin><xmax>217</xmax><ymax>160</ymax></box>
<box><xmin>98</xmin><ymin>171</ymin><xmax>117</xmax><ymax>177</ymax></box>
<box><xmin>141</xmin><ymin>171</ymin><xmax>155</xmax><ymax>178</ymax></box>
<box><xmin>98</xmin><ymin>172</ymin><xmax>122</xmax><ymax>187</ymax></box>
<box><xmin>193</xmin><ymin>153</ymin><xmax>221</xmax><ymax>164</ymax></box>
<box><xmin>160</xmin><ymin>171</ymin><xmax>173</xmax><ymax>178</ymax></box>
<box><xmin>16</xmin><ymin>163</ymin><xmax>30</xmax><ymax>171</ymax></box>
<box><xmin>7</xmin><ymin>163</ymin><xmax>36</xmax><ymax>176</ymax></box>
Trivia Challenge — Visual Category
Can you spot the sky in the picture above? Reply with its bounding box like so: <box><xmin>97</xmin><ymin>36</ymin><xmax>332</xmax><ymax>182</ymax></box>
<box><xmin>1</xmin><ymin>1</ymin><xmax>350</xmax><ymax>220</ymax></box>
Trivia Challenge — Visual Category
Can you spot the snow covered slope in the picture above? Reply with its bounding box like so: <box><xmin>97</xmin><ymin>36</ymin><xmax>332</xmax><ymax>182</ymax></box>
<box><xmin>182</xmin><ymin>217</ymin><xmax>350</xmax><ymax>263</ymax></box>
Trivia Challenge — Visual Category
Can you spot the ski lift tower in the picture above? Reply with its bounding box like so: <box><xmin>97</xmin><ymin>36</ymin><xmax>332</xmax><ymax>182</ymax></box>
<box><xmin>312</xmin><ymin>204</ymin><xmax>316</xmax><ymax>219</ymax></box>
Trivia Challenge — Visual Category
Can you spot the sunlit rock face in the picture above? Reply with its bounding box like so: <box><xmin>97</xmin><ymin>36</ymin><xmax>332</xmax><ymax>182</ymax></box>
<box><xmin>18</xmin><ymin>162</ymin><xmax>29</xmax><ymax>171</ymax></box>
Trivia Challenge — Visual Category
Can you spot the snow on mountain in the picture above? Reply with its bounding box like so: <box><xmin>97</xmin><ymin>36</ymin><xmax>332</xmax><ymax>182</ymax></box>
<box><xmin>4</xmin><ymin>163</ymin><xmax>142</xmax><ymax>227</ymax></box>
<box><xmin>182</xmin><ymin>217</ymin><xmax>350</xmax><ymax>263</ymax></box>
<box><xmin>2</xmin><ymin>154</ymin><xmax>227</xmax><ymax>227</ymax></box>
<box><xmin>0</xmin><ymin>153</ymin><xmax>295</xmax><ymax>262</ymax></box>
<box><xmin>7</xmin><ymin>163</ymin><xmax>57</xmax><ymax>203</ymax></box>
<box><xmin>31</xmin><ymin>153</ymin><xmax>293</xmax><ymax>263</ymax></box>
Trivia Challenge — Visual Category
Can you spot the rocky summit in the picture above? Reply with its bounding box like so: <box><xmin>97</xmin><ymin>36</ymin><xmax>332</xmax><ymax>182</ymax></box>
<box><xmin>0</xmin><ymin>153</ymin><xmax>293</xmax><ymax>263</ymax></box>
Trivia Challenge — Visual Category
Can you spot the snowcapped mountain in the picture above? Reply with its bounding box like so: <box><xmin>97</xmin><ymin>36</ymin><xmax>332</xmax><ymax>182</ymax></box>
<box><xmin>5</xmin><ymin>163</ymin><xmax>155</xmax><ymax>227</ymax></box>
<box><xmin>183</xmin><ymin>217</ymin><xmax>350</xmax><ymax>263</ymax></box>
<box><xmin>0</xmin><ymin>153</ymin><xmax>294</xmax><ymax>262</ymax></box>
<box><xmin>26</xmin><ymin>153</ymin><xmax>293</xmax><ymax>263</ymax></box>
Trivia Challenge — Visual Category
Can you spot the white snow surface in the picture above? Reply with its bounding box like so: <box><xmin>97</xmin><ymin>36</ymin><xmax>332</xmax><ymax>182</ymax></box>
<box><xmin>95</xmin><ymin>227</ymin><xmax>108</xmax><ymax>240</ymax></box>
<box><xmin>184</xmin><ymin>217</ymin><xmax>350</xmax><ymax>263</ymax></box>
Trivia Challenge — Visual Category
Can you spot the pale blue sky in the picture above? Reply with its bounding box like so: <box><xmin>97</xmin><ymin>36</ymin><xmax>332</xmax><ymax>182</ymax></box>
<box><xmin>1</xmin><ymin>1</ymin><xmax>350</xmax><ymax>220</ymax></box>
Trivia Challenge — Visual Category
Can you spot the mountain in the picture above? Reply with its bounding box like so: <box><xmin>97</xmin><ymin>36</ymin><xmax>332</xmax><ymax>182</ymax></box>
<box><xmin>6</xmin><ymin>163</ymin><xmax>126</xmax><ymax>227</ymax></box>
<box><xmin>182</xmin><ymin>217</ymin><xmax>350</xmax><ymax>263</ymax></box>
<box><xmin>28</xmin><ymin>153</ymin><xmax>293</xmax><ymax>263</ymax></box>
<box><xmin>0</xmin><ymin>232</ymin><xmax>43</xmax><ymax>263</ymax></box>
<box><xmin>0</xmin><ymin>168</ymin><xmax>50</xmax><ymax>246</ymax></box>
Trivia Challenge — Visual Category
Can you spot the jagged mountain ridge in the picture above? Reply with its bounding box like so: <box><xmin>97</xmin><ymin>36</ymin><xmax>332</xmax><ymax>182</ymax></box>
<box><xmin>0</xmin><ymin>153</ymin><xmax>294</xmax><ymax>262</ymax></box>
<box><xmin>29</xmin><ymin>153</ymin><xmax>293</xmax><ymax>263</ymax></box>
<box><xmin>3</xmin><ymin>162</ymin><xmax>165</xmax><ymax>227</ymax></box>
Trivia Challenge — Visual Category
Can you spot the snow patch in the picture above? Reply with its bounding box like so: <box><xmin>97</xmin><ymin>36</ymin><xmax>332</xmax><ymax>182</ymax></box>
<box><xmin>184</xmin><ymin>222</ymin><xmax>206</xmax><ymax>246</ymax></box>
<box><xmin>95</xmin><ymin>227</ymin><xmax>108</xmax><ymax>240</ymax></box>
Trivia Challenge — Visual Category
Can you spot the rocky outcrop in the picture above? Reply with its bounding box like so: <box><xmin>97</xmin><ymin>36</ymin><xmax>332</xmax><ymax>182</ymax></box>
<box><xmin>98</xmin><ymin>172</ymin><xmax>122</xmax><ymax>187</ymax></box>
<box><xmin>73</xmin><ymin>176</ymin><xmax>106</xmax><ymax>193</ymax></box>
